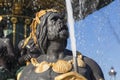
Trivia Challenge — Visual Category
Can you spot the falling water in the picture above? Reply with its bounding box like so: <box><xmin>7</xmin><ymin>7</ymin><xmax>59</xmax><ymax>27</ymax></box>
<box><xmin>65</xmin><ymin>0</ymin><xmax>100</xmax><ymax>58</ymax></box>
<box><xmin>65</xmin><ymin>0</ymin><xmax>76</xmax><ymax>57</ymax></box>
<box><xmin>65</xmin><ymin>0</ymin><xmax>77</xmax><ymax>72</ymax></box>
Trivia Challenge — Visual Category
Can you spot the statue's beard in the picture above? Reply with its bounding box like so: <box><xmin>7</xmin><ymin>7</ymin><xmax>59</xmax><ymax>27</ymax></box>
<box><xmin>47</xmin><ymin>25</ymin><xmax>69</xmax><ymax>41</ymax></box>
<box><xmin>59</xmin><ymin>27</ymin><xmax>69</xmax><ymax>40</ymax></box>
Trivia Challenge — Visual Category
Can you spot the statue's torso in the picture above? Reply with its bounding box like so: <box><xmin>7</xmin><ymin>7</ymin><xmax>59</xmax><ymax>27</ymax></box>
<box><xmin>20</xmin><ymin>54</ymin><xmax>93</xmax><ymax>80</ymax></box>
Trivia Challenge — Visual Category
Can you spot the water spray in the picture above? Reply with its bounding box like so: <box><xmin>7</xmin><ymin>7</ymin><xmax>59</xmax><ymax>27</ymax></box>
<box><xmin>65</xmin><ymin>0</ymin><xmax>78</xmax><ymax>72</ymax></box>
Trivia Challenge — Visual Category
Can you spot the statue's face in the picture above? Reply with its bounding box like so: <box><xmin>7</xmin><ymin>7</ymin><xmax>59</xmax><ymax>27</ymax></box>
<box><xmin>47</xmin><ymin>13</ymin><xmax>69</xmax><ymax>40</ymax></box>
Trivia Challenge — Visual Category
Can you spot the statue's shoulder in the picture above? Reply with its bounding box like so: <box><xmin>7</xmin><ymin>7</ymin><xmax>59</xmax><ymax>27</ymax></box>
<box><xmin>64</xmin><ymin>49</ymin><xmax>82</xmax><ymax>55</ymax></box>
<box><xmin>82</xmin><ymin>55</ymin><xmax>100</xmax><ymax>67</ymax></box>
<box><xmin>81</xmin><ymin>54</ymin><xmax>105</xmax><ymax>79</ymax></box>
<box><xmin>64</xmin><ymin>49</ymin><xmax>83</xmax><ymax>59</ymax></box>
<box><xmin>64</xmin><ymin>50</ymin><xmax>100</xmax><ymax>71</ymax></box>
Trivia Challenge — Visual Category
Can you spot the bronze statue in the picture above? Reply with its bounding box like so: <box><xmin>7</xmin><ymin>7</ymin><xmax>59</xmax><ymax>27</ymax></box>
<box><xmin>18</xmin><ymin>10</ymin><xmax>104</xmax><ymax>80</ymax></box>
<box><xmin>0</xmin><ymin>16</ymin><xmax>15</xmax><ymax>80</ymax></box>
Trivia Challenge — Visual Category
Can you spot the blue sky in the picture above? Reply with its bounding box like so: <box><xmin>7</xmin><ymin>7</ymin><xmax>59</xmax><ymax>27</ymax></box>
<box><xmin>67</xmin><ymin>0</ymin><xmax>120</xmax><ymax>79</ymax></box>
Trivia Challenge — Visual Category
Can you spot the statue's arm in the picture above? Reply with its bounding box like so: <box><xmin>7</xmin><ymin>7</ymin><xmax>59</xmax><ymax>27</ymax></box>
<box><xmin>18</xmin><ymin>40</ymin><xmax>29</xmax><ymax>64</ymax></box>
<box><xmin>84</xmin><ymin>56</ymin><xmax>105</xmax><ymax>80</ymax></box>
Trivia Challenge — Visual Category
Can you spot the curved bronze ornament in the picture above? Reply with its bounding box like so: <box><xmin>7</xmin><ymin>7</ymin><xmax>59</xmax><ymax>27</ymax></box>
<box><xmin>31</xmin><ymin>58</ymin><xmax>51</xmax><ymax>73</ymax></box>
<box><xmin>35</xmin><ymin>61</ymin><xmax>50</xmax><ymax>73</ymax></box>
<box><xmin>31</xmin><ymin>58</ymin><xmax>72</xmax><ymax>74</ymax></box>
<box><xmin>77</xmin><ymin>54</ymin><xmax>86</xmax><ymax>67</ymax></box>
<box><xmin>54</xmin><ymin>71</ymin><xmax>87</xmax><ymax>80</ymax></box>
<box><xmin>31</xmin><ymin>54</ymin><xmax>86</xmax><ymax>74</ymax></box>
<box><xmin>52</xmin><ymin>60</ymin><xmax>72</xmax><ymax>73</ymax></box>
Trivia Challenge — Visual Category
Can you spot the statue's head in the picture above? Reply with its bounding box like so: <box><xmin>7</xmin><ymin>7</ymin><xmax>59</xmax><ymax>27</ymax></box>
<box><xmin>36</xmin><ymin>11</ymin><xmax>69</xmax><ymax>41</ymax></box>
<box><xmin>35</xmin><ymin>10</ymin><xmax>69</xmax><ymax>54</ymax></box>
<box><xmin>22</xmin><ymin>9</ymin><xmax>69</xmax><ymax>54</ymax></box>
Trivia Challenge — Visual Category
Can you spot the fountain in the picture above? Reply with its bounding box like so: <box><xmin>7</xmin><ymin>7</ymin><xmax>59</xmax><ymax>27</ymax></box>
<box><xmin>0</xmin><ymin>0</ymin><xmax>115</xmax><ymax>80</ymax></box>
